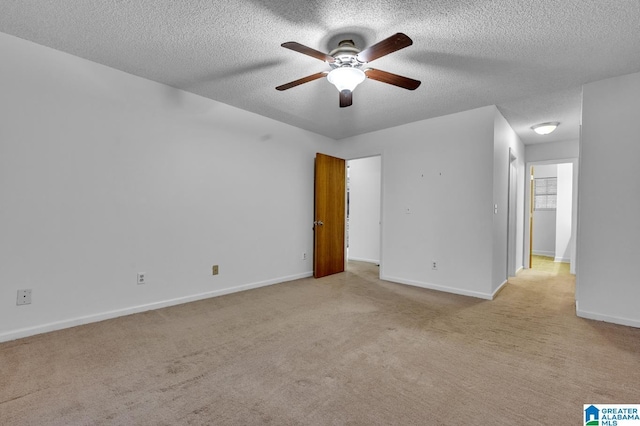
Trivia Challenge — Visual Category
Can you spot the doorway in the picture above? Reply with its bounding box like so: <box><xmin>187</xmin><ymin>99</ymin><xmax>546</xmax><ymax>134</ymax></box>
<box><xmin>346</xmin><ymin>156</ymin><xmax>382</xmax><ymax>266</ymax></box>
<box><xmin>525</xmin><ymin>160</ymin><xmax>577</xmax><ymax>274</ymax></box>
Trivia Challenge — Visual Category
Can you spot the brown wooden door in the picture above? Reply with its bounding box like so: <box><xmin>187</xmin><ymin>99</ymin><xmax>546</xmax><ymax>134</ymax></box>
<box><xmin>314</xmin><ymin>153</ymin><xmax>346</xmax><ymax>278</ymax></box>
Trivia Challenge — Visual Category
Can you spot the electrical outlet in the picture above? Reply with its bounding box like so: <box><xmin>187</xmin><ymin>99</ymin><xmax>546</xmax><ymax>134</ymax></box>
<box><xmin>302</xmin><ymin>252</ymin><xmax>307</xmax><ymax>260</ymax></box>
<box><xmin>212</xmin><ymin>265</ymin><xmax>219</xmax><ymax>275</ymax></box>
<box><xmin>431</xmin><ymin>261</ymin><xmax>438</xmax><ymax>270</ymax></box>
<box><xmin>17</xmin><ymin>289</ymin><xmax>32</xmax><ymax>305</ymax></box>
<box><xmin>137</xmin><ymin>272</ymin><xmax>146</xmax><ymax>285</ymax></box>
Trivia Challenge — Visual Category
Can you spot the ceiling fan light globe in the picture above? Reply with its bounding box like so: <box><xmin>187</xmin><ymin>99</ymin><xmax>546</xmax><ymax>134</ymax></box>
<box><xmin>327</xmin><ymin>67</ymin><xmax>366</xmax><ymax>92</ymax></box>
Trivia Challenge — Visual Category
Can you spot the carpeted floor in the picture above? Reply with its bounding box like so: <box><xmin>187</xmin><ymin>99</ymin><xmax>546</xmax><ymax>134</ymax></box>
<box><xmin>1</xmin><ymin>262</ymin><xmax>639</xmax><ymax>425</ymax></box>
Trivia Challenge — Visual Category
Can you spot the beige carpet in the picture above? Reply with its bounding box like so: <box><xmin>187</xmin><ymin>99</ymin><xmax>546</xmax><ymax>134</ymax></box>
<box><xmin>2</xmin><ymin>262</ymin><xmax>639</xmax><ymax>425</ymax></box>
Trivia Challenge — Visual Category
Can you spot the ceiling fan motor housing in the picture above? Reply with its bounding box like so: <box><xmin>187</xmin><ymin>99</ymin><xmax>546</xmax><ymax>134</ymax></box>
<box><xmin>329</xmin><ymin>40</ymin><xmax>363</xmax><ymax>69</ymax></box>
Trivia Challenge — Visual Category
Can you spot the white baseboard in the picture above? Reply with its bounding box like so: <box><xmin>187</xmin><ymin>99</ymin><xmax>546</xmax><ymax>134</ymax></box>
<box><xmin>554</xmin><ymin>257</ymin><xmax>570</xmax><ymax>263</ymax></box>
<box><xmin>0</xmin><ymin>271</ymin><xmax>313</xmax><ymax>343</ymax></box>
<box><xmin>492</xmin><ymin>280</ymin><xmax>508</xmax><ymax>299</ymax></box>
<box><xmin>347</xmin><ymin>257</ymin><xmax>380</xmax><ymax>265</ymax></box>
<box><xmin>577</xmin><ymin>308</ymin><xmax>640</xmax><ymax>329</ymax></box>
<box><xmin>381</xmin><ymin>275</ymin><xmax>494</xmax><ymax>300</ymax></box>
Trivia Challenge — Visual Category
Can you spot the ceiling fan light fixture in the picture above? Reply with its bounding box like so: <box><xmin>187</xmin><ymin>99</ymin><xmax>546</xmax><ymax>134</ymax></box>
<box><xmin>327</xmin><ymin>67</ymin><xmax>366</xmax><ymax>92</ymax></box>
<box><xmin>277</xmin><ymin>33</ymin><xmax>420</xmax><ymax>107</ymax></box>
<box><xmin>531</xmin><ymin>122</ymin><xmax>560</xmax><ymax>135</ymax></box>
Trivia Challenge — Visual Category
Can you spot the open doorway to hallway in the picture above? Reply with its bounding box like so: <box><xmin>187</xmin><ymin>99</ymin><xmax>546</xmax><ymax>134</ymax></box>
<box><xmin>346</xmin><ymin>156</ymin><xmax>381</xmax><ymax>268</ymax></box>
<box><xmin>528</xmin><ymin>162</ymin><xmax>575</xmax><ymax>275</ymax></box>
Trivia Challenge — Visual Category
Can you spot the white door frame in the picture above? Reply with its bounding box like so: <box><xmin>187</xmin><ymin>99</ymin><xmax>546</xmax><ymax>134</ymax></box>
<box><xmin>507</xmin><ymin>148</ymin><xmax>518</xmax><ymax>277</ymax></box>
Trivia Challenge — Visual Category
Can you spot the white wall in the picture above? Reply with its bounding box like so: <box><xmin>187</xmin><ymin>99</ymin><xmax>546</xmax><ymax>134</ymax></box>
<box><xmin>347</xmin><ymin>156</ymin><xmax>381</xmax><ymax>264</ymax></box>
<box><xmin>533</xmin><ymin>214</ymin><xmax>556</xmax><ymax>256</ymax></box>
<box><xmin>526</xmin><ymin>140</ymin><xmax>579</xmax><ymax>162</ymax></box>
<box><xmin>532</xmin><ymin>164</ymin><xmax>557</xmax><ymax>257</ymax></box>
<box><xmin>336</xmin><ymin>106</ymin><xmax>524</xmax><ymax>299</ymax></box>
<box><xmin>0</xmin><ymin>33</ymin><xmax>339</xmax><ymax>342</ymax></box>
<box><xmin>577</xmin><ymin>71</ymin><xmax>640</xmax><ymax>328</ymax></box>
<box><xmin>555</xmin><ymin>163</ymin><xmax>573</xmax><ymax>262</ymax></box>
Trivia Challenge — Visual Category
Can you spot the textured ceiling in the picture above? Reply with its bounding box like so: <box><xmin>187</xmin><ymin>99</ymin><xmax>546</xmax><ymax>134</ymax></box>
<box><xmin>1</xmin><ymin>0</ymin><xmax>639</xmax><ymax>143</ymax></box>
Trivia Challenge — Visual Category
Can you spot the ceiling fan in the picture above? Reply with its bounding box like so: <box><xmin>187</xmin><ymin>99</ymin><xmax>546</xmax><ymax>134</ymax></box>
<box><xmin>276</xmin><ymin>33</ymin><xmax>421</xmax><ymax>108</ymax></box>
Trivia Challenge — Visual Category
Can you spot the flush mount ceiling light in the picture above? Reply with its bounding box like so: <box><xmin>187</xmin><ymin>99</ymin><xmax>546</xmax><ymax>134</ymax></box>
<box><xmin>531</xmin><ymin>122</ymin><xmax>560</xmax><ymax>135</ymax></box>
